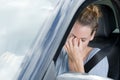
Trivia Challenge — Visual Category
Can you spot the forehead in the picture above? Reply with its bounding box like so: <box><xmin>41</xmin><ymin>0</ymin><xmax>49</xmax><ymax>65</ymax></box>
<box><xmin>71</xmin><ymin>22</ymin><xmax>92</xmax><ymax>39</ymax></box>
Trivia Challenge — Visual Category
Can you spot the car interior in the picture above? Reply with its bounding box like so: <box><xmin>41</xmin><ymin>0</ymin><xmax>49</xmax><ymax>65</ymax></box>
<box><xmin>88</xmin><ymin>5</ymin><xmax>120</xmax><ymax>80</ymax></box>
<box><xmin>53</xmin><ymin>3</ymin><xmax>120</xmax><ymax>80</ymax></box>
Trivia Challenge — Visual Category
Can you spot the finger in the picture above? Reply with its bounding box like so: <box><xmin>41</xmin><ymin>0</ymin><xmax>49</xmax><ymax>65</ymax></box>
<box><xmin>63</xmin><ymin>45</ymin><xmax>67</xmax><ymax>52</ymax></box>
<box><xmin>79</xmin><ymin>39</ymin><xmax>83</xmax><ymax>50</ymax></box>
<box><xmin>65</xmin><ymin>41</ymin><xmax>72</xmax><ymax>57</ymax></box>
<box><xmin>68</xmin><ymin>36</ymin><xmax>74</xmax><ymax>49</ymax></box>
<box><xmin>65</xmin><ymin>44</ymin><xmax>72</xmax><ymax>59</ymax></box>
<box><xmin>64</xmin><ymin>41</ymin><xmax>69</xmax><ymax>53</ymax></box>
<box><xmin>73</xmin><ymin>38</ymin><xmax>78</xmax><ymax>47</ymax></box>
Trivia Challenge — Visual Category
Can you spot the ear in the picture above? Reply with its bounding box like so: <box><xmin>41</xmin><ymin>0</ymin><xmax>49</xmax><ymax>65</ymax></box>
<box><xmin>90</xmin><ymin>31</ymin><xmax>96</xmax><ymax>41</ymax></box>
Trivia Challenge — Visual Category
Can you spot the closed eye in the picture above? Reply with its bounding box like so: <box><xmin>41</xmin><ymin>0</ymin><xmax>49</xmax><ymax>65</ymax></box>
<box><xmin>81</xmin><ymin>39</ymin><xmax>86</xmax><ymax>42</ymax></box>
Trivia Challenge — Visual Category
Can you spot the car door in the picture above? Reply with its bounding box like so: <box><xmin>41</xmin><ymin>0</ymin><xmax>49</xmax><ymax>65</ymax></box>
<box><xmin>18</xmin><ymin>0</ymin><xmax>120</xmax><ymax>80</ymax></box>
<box><xmin>17</xmin><ymin>0</ymin><xmax>86</xmax><ymax>80</ymax></box>
<box><xmin>0</xmin><ymin>0</ymin><xmax>62</xmax><ymax>80</ymax></box>
<box><xmin>39</xmin><ymin>0</ymin><xmax>120</xmax><ymax>80</ymax></box>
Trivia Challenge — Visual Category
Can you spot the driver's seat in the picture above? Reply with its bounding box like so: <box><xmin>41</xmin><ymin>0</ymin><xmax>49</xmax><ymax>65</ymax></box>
<box><xmin>88</xmin><ymin>5</ymin><xmax>120</xmax><ymax>80</ymax></box>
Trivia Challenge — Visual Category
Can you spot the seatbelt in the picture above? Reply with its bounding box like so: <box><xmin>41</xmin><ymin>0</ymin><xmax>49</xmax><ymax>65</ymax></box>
<box><xmin>84</xmin><ymin>46</ymin><xmax>111</xmax><ymax>73</ymax></box>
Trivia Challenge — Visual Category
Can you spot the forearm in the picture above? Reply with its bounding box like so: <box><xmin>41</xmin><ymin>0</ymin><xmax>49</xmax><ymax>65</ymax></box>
<box><xmin>69</xmin><ymin>58</ymin><xmax>85</xmax><ymax>73</ymax></box>
<box><xmin>64</xmin><ymin>37</ymin><xmax>85</xmax><ymax>73</ymax></box>
<box><xmin>74</xmin><ymin>59</ymin><xmax>85</xmax><ymax>73</ymax></box>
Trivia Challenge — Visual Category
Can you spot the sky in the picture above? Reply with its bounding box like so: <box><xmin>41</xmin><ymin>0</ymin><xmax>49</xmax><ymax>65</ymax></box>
<box><xmin>0</xmin><ymin>0</ymin><xmax>58</xmax><ymax>80</ymax></box>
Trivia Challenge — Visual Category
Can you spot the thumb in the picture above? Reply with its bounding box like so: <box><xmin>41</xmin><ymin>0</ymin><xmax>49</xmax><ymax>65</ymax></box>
<box><xmin>79</xmin><ymin>39</ymin><xmax>83</xmax><ymax>51</ymax></box>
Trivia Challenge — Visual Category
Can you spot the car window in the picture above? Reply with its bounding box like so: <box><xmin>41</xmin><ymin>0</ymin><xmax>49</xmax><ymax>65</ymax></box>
<box><xmin>0</xmin><ymin>0</ymin><xmax>58</xmax><ymax>80</ymax></box>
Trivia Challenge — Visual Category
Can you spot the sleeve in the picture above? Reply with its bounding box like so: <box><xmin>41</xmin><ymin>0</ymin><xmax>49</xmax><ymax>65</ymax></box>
<box><xmin>55</xmin><ymin>50</ymin><xmax>63</xmax><ymax>75</ymax></box>
<box><xmin>55</xmin><ymin>49</ymin><xmax>68</xmax><ymax>75</ymax></box>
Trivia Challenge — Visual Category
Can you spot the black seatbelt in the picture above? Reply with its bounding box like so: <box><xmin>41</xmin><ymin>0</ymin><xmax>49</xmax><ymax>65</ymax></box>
<box><xmin>84</xmin><ymin>46</ymin><xmax>111</xmax><ymax>73</ymax></box>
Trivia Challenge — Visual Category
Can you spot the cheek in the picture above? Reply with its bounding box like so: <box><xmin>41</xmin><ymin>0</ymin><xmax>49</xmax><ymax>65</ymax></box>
<box><xmin>82</xmin><ymin>41</ymin><xmax>89</xmax><ymax>48</ymax></box>
<box><xmin>82</xmin><ymin>43</ymin><xmax>87</xmax><ymax>48</ymax></box>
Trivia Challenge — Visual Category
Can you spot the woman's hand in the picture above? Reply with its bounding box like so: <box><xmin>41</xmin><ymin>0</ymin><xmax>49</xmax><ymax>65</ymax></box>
<box><xmin>64</xmin><ymin>36</ymin><xmax>85</xmax><ymax>73</ymax></box>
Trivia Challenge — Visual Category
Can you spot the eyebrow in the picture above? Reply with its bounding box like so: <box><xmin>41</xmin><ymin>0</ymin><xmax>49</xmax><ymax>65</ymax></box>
<box><xmin>71</xmin><ymin>33</ymin><xmax>87</xmax><ymax>40</ymax></box>
<box><xmin>70</xmin><ymin>33</ymin><xmax>76</xmax><ymax>38</ymax></box>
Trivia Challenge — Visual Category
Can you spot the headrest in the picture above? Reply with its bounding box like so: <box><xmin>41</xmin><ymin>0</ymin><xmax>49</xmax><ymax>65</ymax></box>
<box><xmin>95</xmin><ymin>7</ymin><xmax>116</xmax><ymax>38</ymax></box>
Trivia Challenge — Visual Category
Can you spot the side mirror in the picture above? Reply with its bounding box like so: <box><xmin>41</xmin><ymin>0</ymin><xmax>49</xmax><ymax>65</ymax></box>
<box><xmin>57</xmin><ymin>72</ymin><xmax>113</xmax><ymax>80</ymax></box>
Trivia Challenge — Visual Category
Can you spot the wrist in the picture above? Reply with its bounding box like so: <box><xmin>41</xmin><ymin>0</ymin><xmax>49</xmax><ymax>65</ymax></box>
<box><xmin>69</xmin><ymin>57</ymin><xmax>85</xmax><ymax>73</ymax></box>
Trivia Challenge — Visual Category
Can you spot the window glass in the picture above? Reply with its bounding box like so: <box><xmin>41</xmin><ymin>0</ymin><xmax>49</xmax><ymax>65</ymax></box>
<box><xmin>0</xmin><ymin>0</ymin><xmax>58</xmax><ymax>80</ymax></box>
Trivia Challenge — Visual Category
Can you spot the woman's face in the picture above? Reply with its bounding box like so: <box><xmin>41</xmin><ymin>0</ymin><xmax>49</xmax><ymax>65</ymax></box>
<box><xmin>68</xmin><ymin>21</ymin><xmax>95</xmax><ymax>50</ymax></box>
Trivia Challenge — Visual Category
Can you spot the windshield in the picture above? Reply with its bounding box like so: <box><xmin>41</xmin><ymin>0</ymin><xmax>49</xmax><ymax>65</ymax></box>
<box><xmin>0</xmin><ymin>0</ymin><xmax>58</xmax><ymax>80</ymax></box>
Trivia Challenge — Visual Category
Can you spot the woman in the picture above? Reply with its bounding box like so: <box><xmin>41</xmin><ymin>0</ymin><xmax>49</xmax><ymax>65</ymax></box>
<box><xmin>56</xmin><ymin>4</ymin><xmax>109</xmax><ymax>77</ymax></box>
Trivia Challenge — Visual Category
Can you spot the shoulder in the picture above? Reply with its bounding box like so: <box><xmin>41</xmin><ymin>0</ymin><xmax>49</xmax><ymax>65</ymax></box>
<box><xmin>56</xmin><ymin>48</ymin><xmax>68</xmax><ymax>66</ymax></box>
<box><xmin>89</xmin><ymin>56</ymin><xmax>109</xmax><ymax>77</ymax></box>
<box><xmin>58</xmin><ymin>48</ymin><xmax>67</xmax><ymax>59</ymax></box>
<box><xmin>56</xmin><ymin>48</ymin><xmax>68</xmax><ymax>75</ymax></box>
<box><xmin>90</xmin><ymin>48</ymin><xmax>101</xmax><ymax>56</ymax></box>
<box><xmin>86</xmin><ymin>48</ymin><xmax>101</xmax><ymax>62</ymax></box>
<box><xmin>86</xmin><ymin>48</ymin><xmax>109</xmax><ymax>77</ymax></box>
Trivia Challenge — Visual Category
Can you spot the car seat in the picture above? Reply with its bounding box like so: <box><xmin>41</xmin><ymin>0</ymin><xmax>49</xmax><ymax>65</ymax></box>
<box><xmin>88</xmin><ymin>5</ymin><xmax>120</xmax><ymax>80</ymax></box>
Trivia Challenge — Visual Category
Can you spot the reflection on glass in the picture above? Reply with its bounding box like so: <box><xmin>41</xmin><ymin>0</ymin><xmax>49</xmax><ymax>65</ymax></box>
<box><xmin>0</xmin><ymin>0</ymin><xmax>57</xmax><ymax>80</ymax></box>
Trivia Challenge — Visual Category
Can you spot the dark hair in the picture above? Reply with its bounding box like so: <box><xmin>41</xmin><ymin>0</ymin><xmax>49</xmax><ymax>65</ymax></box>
<box><xmin>77</xmin><ymin>4</ymin><xmax>101</xmax><ymax>35</ymax></box>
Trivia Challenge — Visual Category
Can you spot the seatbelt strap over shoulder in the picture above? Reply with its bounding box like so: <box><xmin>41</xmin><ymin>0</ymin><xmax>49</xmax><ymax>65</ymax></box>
<box><xmin>84</xmin><ymin>46</ymin><xmax>110</xmax><ymax>73</ymax></box>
